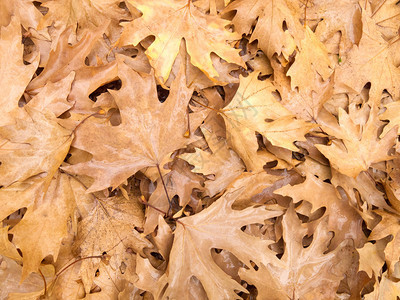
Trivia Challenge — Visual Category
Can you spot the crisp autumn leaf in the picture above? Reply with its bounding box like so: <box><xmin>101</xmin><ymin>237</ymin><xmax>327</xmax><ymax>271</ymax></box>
<box><xmin>219</xmin><ymin>72</ymin><xmax>315</xmax><ymax>171</ymax></box>
<box><xmin>240</xmin><ymin>204</ymin><xmax>354</xmax><ymax>300</ymax></box>
<box><xmin>286</xmin><ymin>26</ymin><xmax>333</xmax><ymax>94</ymax></box>
<box><xmin>180</xmin><ymin>126</ymin><xmax>245</xmax><ymax>197</ymax></box>
<box><xmin>316</xmin><ymin>106</ymin><xmax>397</xmax><ymax>178</ymax></box>
<box><xmin>119</xmin><ymin>0</ymin><xmax>244</xmax><ymax>83</ymax></box>
<box><xmin>0</xmin><ymin>106</ymin><xmax>73</xmax><ymax>187</ymax></box>
<box><xmin>224</xmin><ymin>0</ymin><xmax>304</xmax><ymax>59</ymax></box>
<box><xmin>380</xmin><ymin>101</ymin><xmax>400</xmax><ymax>136</ymax></box>
<box><xmin>307</xmin><ymin>0</ymin><xmax>362</xmax><ymax>54</ymax></box>
<box><xmin>0</xmin><ymin>172</ymin><xmax>76</xmax><ymax>280</ymax></box>
<box><xmin>334</xmin><ymin>3</ymin><xmax>400</xmax><ymax>101</ymax></box>
<box><xmin>0</xmin><ymin>16</ymin><xmax>38</xmax><ymax>126</ymax></box>
<box><xmin>62</xmin><ymin>61</ymin><xmax>207</xmax><ymax>192</ymax></box>
<box><xmin>157</xmin><ymin>188</ymin><xmax>283</xmax><ymax>299</ymax></box>
<box><xmin>73</xmin><ymin>192</ymin><xmax>151</xmax><ymax>293</ymax></box>
<box><xmin>275</xmin><ymin>172</ymin><xmax>365</xmax><ymax>249</ymax></box>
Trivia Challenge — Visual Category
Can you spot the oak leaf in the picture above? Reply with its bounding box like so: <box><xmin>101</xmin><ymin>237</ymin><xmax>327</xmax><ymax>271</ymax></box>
<box><xmin>240</xmin><ymin>205</ymin><xmax>354</xmax><ymax>300</ymax></box>
<box><xmin>334</xmin><ymin>3</ymin><xmax>400</xmax><ymax>101</ymax></box>
<box><xmin>224</xmin><ymin>0</ymin><xmax>304</xmax><ymax>59</ymax></box>
<box><xmin>157</xmin><ymin>188</ymin><xmax>283</xmax><ymax>299</ymax></box>
<box><xmin>119</xmin><ymin>0</ymin><xmax>244</xmax><ymax>83</ymax></box>
<box><xmin>0</xmin><ymin>16</ymin><xmax>38</xmax><ymax>126</ymax></box>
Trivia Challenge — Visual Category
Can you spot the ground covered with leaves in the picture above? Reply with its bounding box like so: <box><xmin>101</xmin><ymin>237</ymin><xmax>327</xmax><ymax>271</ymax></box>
<box><xmin>1</xmin><ymin>0</ymin><xmax>400</xmax><ymax>299</ymax></box>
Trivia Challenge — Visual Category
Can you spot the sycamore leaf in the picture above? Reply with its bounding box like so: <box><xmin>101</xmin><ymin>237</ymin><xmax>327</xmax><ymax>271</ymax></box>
<box><xmin>224</xmin><ymin>0</ymin><xmax>304</xmax><ymax>59</ymax></box>
<box><xmin>157</xmin><ymin>188</ymin><xmax>283</xmax><ymax>300</ymax></box>
<box><xmin>62</xmin><ymin>61</ymin><xmax>208</xmax><ymax>192</ymax></box>
<box><xmin>219</xmin><ymin>72</ymin><xmax>315</xmax><ymax>171</ymax></box>
<box><xmin>119</xmin><ymin>0</ymin><xmax>244</xmax><ymax>83</ymax></box>
<box><xmin>316</xmin><ymin>106</ymin><xmax>397</xmax><ymax>178</ymax></box>
<box><xmin>0</xmin><ymin>172</ymin><xmax>76</xmax><ymax>281</ymax></box>
<box><xmin>334</xmin><ymin>3</ymin><xmax>400</xmax><ymax>101</ymax></box>
<box><xmin>180</xmin><ymin>126</ymin><xmax>245</xmax><ymax>197</ymax></box>
<box><xmin>27</xmin><ymin>24</ymin><xmax>111</xmax><ymax>94</ymax></box>
<box><xmin>0</xmin><ymin>16</ymin><xmax>38</xmax><ymax>126</ymax></box>
<box><xmin>74</xmin><ymin>192</ymin><xmax>151</xmax><ymax>293</ymax></box>
<box><xmin>0</xmin><ymin>106</ymin><xmax>73</xmax><ymax>187</ymax></box>
<box><xmin>37</xmin><ymin>0</ymin><xmax>128</xmax><ymax>40</ymax></box>
<box><xmin>240</xmin><ymin>205</ymin><xmax>354</xmax><ymax>300</ymax></box>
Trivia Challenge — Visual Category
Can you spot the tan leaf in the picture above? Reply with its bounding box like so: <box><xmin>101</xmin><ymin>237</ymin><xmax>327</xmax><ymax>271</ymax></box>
<box><xmin>219</xmin><ymin>72</ymin><xmax>315</xmax><ymax>171</ymax></box>
<box><xmin>224</xmin><ymin>0</ymin><xmax>304</xmax><ymax>59</ymax></box>
<box><xmin>316</xmin><ymin>106</ymin><xmax>397</xmax><ymax>177</ymax></box>
<box><xmin>0</xmin><ymin>16</ymin><xmax>38</xmax><ymax>126</ymax></box>
<box><xmin>240</xmin><ymin>205</ymin><xmax>354</xmax><ymax>300</ymax></box>
<box><xmin>157</xmin><ymin>188</ymin><xmax>283</xmax><ymax>299</ymax></box>
<box><xmin>180</xmin><ymin>126</ymin><xmax>245</xmax><ymax>197</ymax></box>
<box><xmin>275</xmin><ymin>173</ymin><xmax>365</xmax><ymax>249</ymax></box>
<box><xmin>63</xmin><ymin>61</ymin><xmax>208</xmax><ymax>192</ymax></box>
<box><xmin>0</xmin><ymin>106</ymin><xmax>73</xmax><ymax>187</ymax></box>
<box><xmin>0</xmin><ymin>172</ymin><xmax>76</xmax><ymax>280</ymax></box>
<box><xmin>119</xmin><ymin>0</ymin><xmax>244</xmax><ymax>83</ymax></box>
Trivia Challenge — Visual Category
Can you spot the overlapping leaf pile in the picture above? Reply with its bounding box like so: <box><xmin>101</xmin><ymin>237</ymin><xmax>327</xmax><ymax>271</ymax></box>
<box><xmin>1</xmin><ymin>0</ymin><xmax>400</xmax><ymax>299</ymax></box>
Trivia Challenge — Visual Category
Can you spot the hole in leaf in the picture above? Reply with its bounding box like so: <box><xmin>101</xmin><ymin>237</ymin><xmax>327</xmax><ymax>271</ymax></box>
<box><xmin>157</xmin><ymin>85</ymin><xmax>170</xmax><ymax>103</ymax></box>
<box><xmin>151</xmin><ymin>252</ymin><xmax>164</xmax><ymax>261</ymax></box>
<box><xmin>89</xmin><ymin>79</ymin><xmax>122</xmax><ymax>102</ymax></box>
<box><xmin>282</xmin><ymin>20</ymin><xmax>288</xmax><ymax>31</ymax></box>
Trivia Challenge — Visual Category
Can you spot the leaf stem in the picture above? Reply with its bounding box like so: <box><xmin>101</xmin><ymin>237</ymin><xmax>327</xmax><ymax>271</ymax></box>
<box><xmin>156</xmin><ymin>163</ymin><xmax>172</xmax><ymax>216</ymax></box>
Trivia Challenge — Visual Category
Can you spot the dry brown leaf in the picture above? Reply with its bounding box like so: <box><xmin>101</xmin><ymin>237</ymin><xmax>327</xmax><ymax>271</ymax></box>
<box><xmin>224</xmin><ymin>0</ymin><xmax>304</xmax><ymax>59</ymax></box>
<box><xmin>62</xmin><ymin>61</ymin><xmax>207</xmax><ymax>192</ymax></box>
<box><xmin>219</xmin><ymin>72</ymin><xmax>315</xmax><ymax>171</ymax></box>
<box><xmin>0</xmin><ymin>16</ymin><xmax>39</xmax><ymax>126</ymax></box>
<box><xmin>157</xmin><ymin>188</ymin><xmax>283</xmax><ymax>299</ymax></box>
<box><xmin>119</xmin><ymin>0</ymin><xmax>244</xmax><ymax>83</ymax></box>
<box><xmin>240</xmin><ymin>204</ymin><xmax>355</xmax><ymax>300</ymax></box>
<box><xmin>316</xmin><ymin>105</ymin><xmax>397</xmax><ymax>177</ymax></box>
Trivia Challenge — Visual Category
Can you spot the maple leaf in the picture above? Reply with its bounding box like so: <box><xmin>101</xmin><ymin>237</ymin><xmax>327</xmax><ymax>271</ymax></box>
<box><xmin>240</xmin><ymin>204</ymin><xmax>354</xmax><ymax>300</ymax></box>
<box><xmin>224</xmin><ymin>0</ymin><xmax>304</xmax><ymax>59</ymax></box>
<box><xmin>334</xmin><ymin>3</ymin><xmax>400</xmax><ymax>101</ymax></box>
<box><xmin>118</xmin><ymin>0</ymin><xmax>244</xmax><ymax>83</ymax></box>
<box><xmin>0</xmin><ymin>16</ymin><xmax>38</xmax><ymax>126</ymax></box>
<box><xmin>157</xmin><ymin>188</ymin><xmax>283</xmax><ymax>299</ymax></box>
<box><xmin>0</xmin><ymin>172</ymin><xmax>76</xmax><ymax>281</ymax></box>
<box><xmin>316</xmin><ymin>105</ymin><xmax>397</xmax><ymax>178</ymax></box>
<box><xmin>272</xmin><ymin>58</ymin><xmax>334</xmax><ymax>121</ymax></box>
<box><xmin>0</xmin><ymin>106</ymin><xmax>73</xmax><ymax>187</ymax></box>
<box><xmin>219</xmin><ymin>72</ymin><xmax>315</xmax><ymax>171</ymax></box>
<box><xmin>62</xmin><ymin>61</ymin><xmax>208</xmax><ymax>192</ymax></box>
